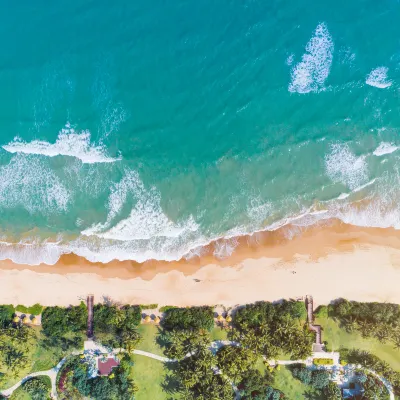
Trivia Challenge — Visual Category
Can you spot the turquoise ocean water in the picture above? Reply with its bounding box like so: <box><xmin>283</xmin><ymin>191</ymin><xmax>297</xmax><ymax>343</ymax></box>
<box><xmin>0</xmin><ymin>0</ymin><xmax>400</xmax><ymax>264</ymax></box>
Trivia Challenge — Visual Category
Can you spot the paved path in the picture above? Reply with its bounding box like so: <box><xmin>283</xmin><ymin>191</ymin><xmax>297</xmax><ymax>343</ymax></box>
<box><xmin>0</xmin><ymin>352</ymin><xmax>80</xmax><ymax>399</ymax></box>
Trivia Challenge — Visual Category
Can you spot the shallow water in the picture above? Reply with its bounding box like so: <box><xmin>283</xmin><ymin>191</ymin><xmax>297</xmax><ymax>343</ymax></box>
<box><xmin>0</xmin><ymin>0</ymin><xmax>400</xmax><ymax>264</ymax></box>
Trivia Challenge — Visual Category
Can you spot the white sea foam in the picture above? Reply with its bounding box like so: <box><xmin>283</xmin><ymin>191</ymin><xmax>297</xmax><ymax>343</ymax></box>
<box><xmin>325</xmin><ymin>144</ymin><xmax>368</xmax><ymax>190</ymax></box>
<box><xmin>373</xmin><ymin>142</ymin><xmax>398</xmax><ymax>156</ymax></box>
<box><xmin>289</xmin><ymin>22</ymin><xmax>334</xmax><ymax>93</ymax></box>
<box><xmin>2</xmin><ymin>123</ymin><xmax>120</xmax><ymax>164</ymax></box>
<box><xmin>0</xmin><ymin>154</ymin><xmax>70</xmax><ymax>214</ymax></box>
<box><xmin>366</xmin><ymin>67</ymin><xmax>392</xmax><ymax>89</ymax></box>
<box><xmin>83</xmin><ymin>169</ymin><xmax>199</xmax><ymax>241</ymax></box>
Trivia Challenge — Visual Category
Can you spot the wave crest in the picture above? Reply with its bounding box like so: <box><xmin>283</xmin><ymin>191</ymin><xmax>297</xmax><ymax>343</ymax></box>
<box><xmin>2</xmin><ymin>123</ymin><xmax>120</xmax><ymax>164</ymax></box>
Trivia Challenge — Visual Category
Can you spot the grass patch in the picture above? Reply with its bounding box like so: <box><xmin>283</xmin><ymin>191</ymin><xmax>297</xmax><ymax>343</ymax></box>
<box><xmin>210</xmin><ymin>326</ymin><xmax>228</xmax><ymax>341</ymax></box>
<box><xmin>273</xmin><ymin>366</ymin><xmax>317</xmax><ymax>399</ymax></box>
<box><xmin>15</xmin><ymin>304</ymin><xmax>43</xmax><ymax>316</ymax></box>
<box><xmin>316</xmin><ymin>316</ymin><xmax>400</xmax><ymax>371</ymax></box>
<box><xmin>136</xmin><ymin>324</ymin><xmax>165</xmax><ymax>356</ymax></box>
<box><xmin>159</xmin><ymin>306</ymin><xmax>177</xmax><ymax>313</ymax></box>
<box><xmin>132</xmin><ymin>354</ymin><xmax>180</xmax><ymax>400</ymax></box>
<box><xmin>9</xmin><ymin>386</ymin><xmax>32</xmax><ymax>400</ymax></box>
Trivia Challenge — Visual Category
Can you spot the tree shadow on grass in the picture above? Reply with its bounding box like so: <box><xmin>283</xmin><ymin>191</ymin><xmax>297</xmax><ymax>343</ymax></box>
<box><xmin>161</xmin><ymin>361</ymin><xmax>182</xmax><ymax>398</ymax></box>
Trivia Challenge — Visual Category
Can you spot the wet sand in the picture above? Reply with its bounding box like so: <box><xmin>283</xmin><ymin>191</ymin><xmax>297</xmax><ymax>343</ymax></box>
<box><xmin>1</xmin><ymin>220</ymin><xmax>400</xmax><ymax>307</ymax></box>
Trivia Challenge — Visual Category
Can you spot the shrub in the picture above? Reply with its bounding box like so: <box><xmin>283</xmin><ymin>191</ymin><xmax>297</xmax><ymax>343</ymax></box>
<box><xmin>0</xmin><ymin>305</ymin><xmax>14</xmax><ymax>328</ymax></box>
<box><xmin>140</xmin><ymin>304</ymin><xmax>158</xmax><ymax>310</ymax></box>
<box><xmin>15</xmin><ymin>303</ymin><xmax>43</xmax><ymax>315</ymax></box>
<box><xmin>159</xmin><ymin>305</ymin><xmax>178</xmax><ymax>312</ymax></box>
<box><xmin>162</xmin><ymin>306</ymin><xmax>214</xmax><ymax>331</ymax></box>
<box><xmin>22</xmin><ymin>376</ymin><xmax>51</xmax><ymax>400</ymax></box>
<box><xmin>315</xmin><ymin>305</ymin><xmax>328</xmax><ymax>318</ymax></box>
<box><xmin>313</xmin><ymin>358</ymin><xmax>334</xmax><ymax>365</ymax></box>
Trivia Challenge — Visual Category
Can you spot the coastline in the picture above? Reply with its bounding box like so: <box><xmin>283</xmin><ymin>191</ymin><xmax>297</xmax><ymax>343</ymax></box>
<box><xmin>2</xmin><ymin>220</ymin><xmax>400</xmax><ymax>307</ymax></box>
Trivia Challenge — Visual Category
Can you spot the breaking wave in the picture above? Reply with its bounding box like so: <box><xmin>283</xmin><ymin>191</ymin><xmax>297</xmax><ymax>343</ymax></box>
<box><xmin>288</xmin><ymin>22</ymin><xmax>334</xmax><ymax>93</ymax></box>
<box><xmin>373</xmin><ymin>142</ymin><xmax>398</xmax><ymax>156</ymax></box>
<box><xmin>366</xmin><ymin>67</ymin><xmax>392</xmax><ymax>89</ymax></box>
<box><xmin>2</xmin><ymin>123</ymin><xmax>120</xmax><ymax>164</ymax></box>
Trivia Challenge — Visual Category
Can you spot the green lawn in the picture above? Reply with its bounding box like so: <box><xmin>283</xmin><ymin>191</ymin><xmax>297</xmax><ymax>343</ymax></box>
<box><xmin>273</xmin><ymin>366</ymin><xmax>320</xmax><ymax>399</ymax></box>
<box><xmin>315</xmin><ymin>316</ymin><xmax>400</xmax><ymax>371</ymax></box>
<box><xmin>136</xmin><ymin>324</ymin><xmax>165</xmax><ymax>356</ymax></box>
<box><xmin>9</xmin><ymin>387</ymin><xmax>31</xmax><ymax>400</ymax></box>
<box><xmin>210</xmin><ymin>326</ymin><xmax>228</xmax><ymax>341</ymax></box>
<box><xmin>132</xmin><ymin>354</ymin><xmax>180</xmax><ymax>400</ymax></box>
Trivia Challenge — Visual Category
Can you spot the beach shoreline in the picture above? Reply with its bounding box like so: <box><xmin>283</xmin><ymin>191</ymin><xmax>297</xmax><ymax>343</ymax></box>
<box><xmin>2</xmin><ymin>221</ymin><xmax>400</xmax><ymax>307</ymax></box>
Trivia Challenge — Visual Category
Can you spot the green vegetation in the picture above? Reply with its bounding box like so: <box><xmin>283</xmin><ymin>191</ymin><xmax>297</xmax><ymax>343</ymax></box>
<box><xmin>15</xmin><ymin>304</ymin><xmax>43</xmax><ymax>316</ymax></box>
<box><xmin>0</xmin><ymin>305</ymin><xmax>14</xmax><ymax>328</ymax></box>
<box><xmin>273</xmin><ymin>366</ymin><xmax>310</xmax><ymax>399</ymax></box>
<box><xmin>231</xmin><ymin>300</ymin><xmax>312</xmax><ymax>360</ymax></box>
<box><xmin>315</xmin><ymin>314</ymin><xmax>400</xmax><ymax>370</ymax></box>
<box><xmin>58</xmin><ymin>354</ymin><xmax>137</xmax><ymax>400</ymax></box>
<box><xmin>22</xmin><ymin>376</ymin><xmax>51</xmax><ymax>400</ymax></box>
<box><xmin>131</xmin><ymin>355</ymin><xmax>176</xmax><ymax>400</ymax></box>
<box><xmin>329</xmin><ymin>299</ymin><xmax>400</xmax><ymax>349</ymax></box>
<box><xmin>161</xmin><ymin>306</ymin><xmax>214</xmax><ymax>331</ymax></box>
<box><xmin>313</xmin><ymin>358</ymin><xmax>334</xmax><ymax>365</ymax></box>
<box><xmin>94</xmin><ymin>304</ymin><xmax>141</xmax><ymax>351</ymax></box>
<box><xmin>140</xmin><ymin>304</ymin><xmax>158</xmax><ymax>310</ymax></box>
<box><xmin>238</xmin><ymin>369</ymin><xmax>283</xmax><ymax>400</ymax></box>
<box><xmin>159</xmin><ymin>306</ymin><xmax>178</xmax><ymax>313</ymax></box>
<box><xmin>341</xmin><ymin>348</ymin><xmax>400</xmax><ymax>396</ymax></box>
<box><xmin>136</xmin><ymin>324</ymin><xmax>164</xmax><ymax>356</ymax></box>
<box><xmin>210</xmin><ymin>326</ymin><xmax>228</xmax><ymax>341</ymax></box>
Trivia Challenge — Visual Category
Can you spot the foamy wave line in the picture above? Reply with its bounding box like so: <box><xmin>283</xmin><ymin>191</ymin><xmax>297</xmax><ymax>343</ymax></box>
<box><xmin>2</xmin><ymin>123</ymin><xmax>120</xmax><ymax>164</ymax></box>
<box><xmin>366</xmin><ymin>66</ymin><xmax>392</xmax><ymax>89</ymax></box>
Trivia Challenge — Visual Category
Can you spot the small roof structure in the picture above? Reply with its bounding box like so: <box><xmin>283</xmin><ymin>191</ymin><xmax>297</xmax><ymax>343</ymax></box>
<box><xmin>217</xmin><ymin>315</ymin><xmax>224</xmax><ymax>321</ymax></box>
<box><xmin>144</xmin><ymin>315</ymin><xmax>151</xmax><ymax>322</ymax></box>
<box><xmin>22</xmin><ymin>317</ymin><xmax>30</xmax><ymax>324</ymax></box>
<box><xmin>154</xmin><ymin>316</ymin><xmax>160</xmax><ymax>324</ymax></box>
<box><xmin>31</xmin><ymin>317</ymin><xmax>38</xmax><ymax>324</ymax></box>
<box><xmin>13</xmin><ymin>316</ymin><xmax>20</xmax><ymax>323</ymax></box>
<box><xmin>97</xmin><ymin>357</ymin><xmax>120</xmax><ymax>376</ymax></box>
<box><xmin>226</xmin><ymin>315</ymin><xmax>232</xmax><ymax>322</ymax></box>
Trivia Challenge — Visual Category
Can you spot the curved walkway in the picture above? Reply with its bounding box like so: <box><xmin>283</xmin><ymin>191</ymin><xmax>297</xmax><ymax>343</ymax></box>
<box><xmin>0</xmin><ymin>352</ymin><xmax>80</xmax><ymax>399</ymax></box>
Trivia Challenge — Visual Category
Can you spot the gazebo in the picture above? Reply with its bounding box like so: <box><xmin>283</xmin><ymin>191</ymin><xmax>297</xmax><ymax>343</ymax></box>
<box><xmin>217</xmin><ymin>315</ymin><xmax>224</xmax><ymax>322</ymax></box>
<box><xmin>144</xmin><ymin>315</ymin><xmax>151</xmax><ymax>323</ymax></box>
<box><xmin>226</xmin><ymin>315</ymin><xmax>232</xmax><ymax>323</ymax></box>
<box><xmin>12</xmin><ymin>316</ymin><xmax>20</xmax><ymax>323</ymax></box>
<box><xmin>22</xmin><ymin>316</ymin><xmax>30</xmax><ymax>324</ymax></box>
<box><xmin>154</xmin><ymin>316</ymin><xmax>160</xmax><ymax>324</ymax></box>
<box><xmin>31</xmin><ymin>317</ymin><xmax>38</xmax><ymax>325</ymax></box>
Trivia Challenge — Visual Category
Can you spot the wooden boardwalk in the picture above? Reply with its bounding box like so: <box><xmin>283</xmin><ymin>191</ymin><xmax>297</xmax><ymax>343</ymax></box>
<box><xmin>306</xmin><ymin>295</ymin><xmax>323</xmax><ymax>351</ymax></box>
<box><xmin>87</xmin><ymin>294</ymin><xmax>94</xmax><ymax>339</ymax></box>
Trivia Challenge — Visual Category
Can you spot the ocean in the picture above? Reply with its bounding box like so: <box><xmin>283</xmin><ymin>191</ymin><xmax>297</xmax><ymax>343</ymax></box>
<box><xmin>0</xmin><ymin>0</ymin><xmax>400</xmax><ymax>265</ymax></box>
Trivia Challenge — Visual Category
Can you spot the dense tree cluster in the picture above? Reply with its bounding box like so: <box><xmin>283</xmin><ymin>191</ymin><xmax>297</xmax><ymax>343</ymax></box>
<box><xmin>0</xmin><ymin>305</ymin><xmax>14</xmax><ymax>328</ymax></box>
<box><xmin>341</xmin><ymin>348</ymin><xmax>400</xmax><ymax>396</ymax></box>
<box><xmin>42</xmin><ymin>303</ymin><xmax>87</xmax><ymax>337</ymax></box>
<box><xmin>237</xmin><ymin>368</ymin><xmax>284</xmax><ymax>400</ymax></box>
<box><xmin>59</xmin><ymin>354</ymin><xmax>137</xmax><ymax>400</ymax></box>
<box><xmin>162</xmin><ymin>306</ymin><xmax>214</xmax><ymax>331</ymax></box>
<box><xmin>41</xmin><ymin>302</ymin><xmax>87</xmax><ymax>351</ymax></box>
<box><xmin>290</xmin><ymin>365</ymin><xmax>330</xmax><ymax>389</ymax></box>
<box><xmin>231</xmin><ymin>300</ymin><xmax>313</xmax><ymax>360</ymax></box>
<box><xmin>22</xmin><ymin>376</ymin><xmax>51</xmax><ymax>400</ymax></box>
<box><xmin>93</xmin><ymin>304</ymin><xmax>141</xmax><ymax>350</ymax></box>
<box><xmin>329</xmin><ymin>299</ymin><xmax>400</xmax><ymax>347</ymax></box>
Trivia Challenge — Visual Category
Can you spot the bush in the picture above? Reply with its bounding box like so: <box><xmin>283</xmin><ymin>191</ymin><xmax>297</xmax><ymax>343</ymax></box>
<box><xmin>0</xmin><ymin>305</ymin><xmax>14</xmax><ymax>328</ymax></box>
<box><xmin>315</xmin><ymin>305</ymin><xmax>328</xmax><ymax>318</ymax></box>
<box><xmin>313</xmin><ymin>358</ymin><xmax>333</xmax><ymax>365</ymax></box>
<box><xmin>15</xmin><ymin>303</ymin><xmax>43</xmax><ymax>315</ymax></box>
<box><xmin>22</xmin><ymin>376</ymin><xmax>51</xmax><ymax>400</ymax></box>
<box><xmin>140</xmin><ymin>304</ymin><xmax>158</xmax><ymax>310</ymax></box>
<box><xmin>162</xmin><ymin>306</ymin><xmax>214</xmax><ymax>331</ymax></box>
<box><xmin>159</xmin><ymin>305</ymin><xmax>178</xmax><ymax>312</ymax></box>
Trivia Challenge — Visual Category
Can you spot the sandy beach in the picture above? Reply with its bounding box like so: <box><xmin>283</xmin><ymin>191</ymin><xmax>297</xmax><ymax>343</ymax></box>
<box><xmin>1</xmin><ymin>220</ymin><xmax>400</xmax><ymax>307</ymax></box>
